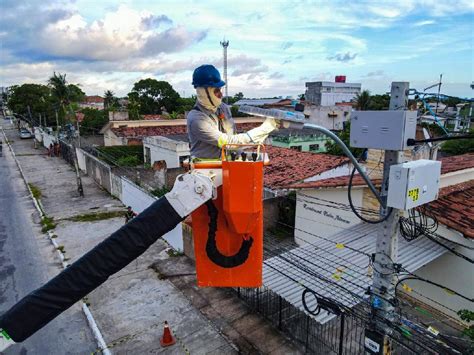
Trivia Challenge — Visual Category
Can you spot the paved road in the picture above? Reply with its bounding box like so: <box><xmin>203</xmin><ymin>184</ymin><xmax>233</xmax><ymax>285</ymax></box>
<box><xmin>0</xmin><ymin>124</ymin><xmax>96</xmax><ymax>354</ymax></box>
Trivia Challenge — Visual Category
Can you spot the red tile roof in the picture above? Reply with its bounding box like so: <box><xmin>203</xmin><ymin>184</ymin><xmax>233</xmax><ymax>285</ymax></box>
<box><xmin>142</xmin><ymin>114</ymin><xmax>163</xmax><ymax>120</ymax></box>
<box><xmin>438</xmin><ymin>153</ymin><xmax>474</xmax><ymax>174</ymax></box>
<box><xmin>83</xmin><ymin>95</ymin><xmax>104</xmax><ymax>103</ymax></box>
<box><xmin>264</xmin><ymin>146</ymin><xmax>349</xmax><ymax>189</ymax></box>
<box><xmin>287</xmin><ymin>153</ymin><xmax>474</xmax><ymax>190</ymax></box>
<box><xmin>427</xmin><ymin>180</ymin><xmax>474</xmax><ymax>239</ymax></box>
<box><xmin>111</xmin><ymin>122</ymin><xmax>261</xmax><ymax>138</ymax></box>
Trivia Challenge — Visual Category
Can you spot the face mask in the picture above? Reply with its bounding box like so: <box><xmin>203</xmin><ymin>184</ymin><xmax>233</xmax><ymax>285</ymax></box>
<box><xmin>196</xmin><ymin>87</ymin><xmax>222</xmax><ymax>112</ymax></box>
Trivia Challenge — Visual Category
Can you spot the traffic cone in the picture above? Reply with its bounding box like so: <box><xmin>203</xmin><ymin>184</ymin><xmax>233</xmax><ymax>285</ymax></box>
<box><xmin>160</xmin><ymin>321</ymin><xmax>176</xmax><ymax>347</ymax></box>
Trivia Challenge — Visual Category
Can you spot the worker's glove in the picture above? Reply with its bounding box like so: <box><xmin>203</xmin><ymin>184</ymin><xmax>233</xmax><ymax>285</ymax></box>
<box><xmin>165</xmin><ymin>172</ymin><xmax>215</xmax><ymax>218</ymax></box>
<box><xmin>247</xmin><ymin>118</ymin><xmax>280</xmax><ymax>144</ymax></box>
<box><xmin>0</xmin><ymin>330</ymin><xmax>15</xmax><ymax>352</ymax></box>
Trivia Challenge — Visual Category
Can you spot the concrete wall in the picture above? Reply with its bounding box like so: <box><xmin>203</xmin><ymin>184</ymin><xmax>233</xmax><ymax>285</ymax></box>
<box><xmin>294</xmin><ymin>188</ymin><xmax>363</xmax><ymax>245</ymax></box>
<box><xmin>76</xmin><ymin>147</ymin><xmax>86</xmax><ymax>172</ymax></box>
<box><xmin>121</xmin><ymin>177</ymin><xmax>183</xmax><ymax>251</ymax></box>
<box><xmin>110</xmin><ymin>173</ymin><xmax>122</xmax><ymax>199</ymax></box>
<box><xmin>85</xmin><ymin>151</ymin><xmax>112</xmax><ymax>193</ymax></box>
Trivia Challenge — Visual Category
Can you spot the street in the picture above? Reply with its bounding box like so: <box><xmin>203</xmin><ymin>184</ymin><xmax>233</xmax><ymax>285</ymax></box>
<box><xmin>0</xmin><ymin>125</ymin><xmax>96</xmax><ymax>354</ymax></box>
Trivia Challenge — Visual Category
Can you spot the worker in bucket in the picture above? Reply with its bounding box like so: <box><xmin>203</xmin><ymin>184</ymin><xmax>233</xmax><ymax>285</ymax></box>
<box><xmin>187</xmin><ymin>64</ymin><xmax>279</xmax><ymax>159</ymax></box>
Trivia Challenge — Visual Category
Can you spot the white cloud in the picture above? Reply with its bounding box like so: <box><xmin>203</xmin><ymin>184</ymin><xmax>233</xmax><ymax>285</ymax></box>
<box><xmin>413</xmin><ymin>20</ymin><xmax>436</xmax><ymax>27</ymax></box>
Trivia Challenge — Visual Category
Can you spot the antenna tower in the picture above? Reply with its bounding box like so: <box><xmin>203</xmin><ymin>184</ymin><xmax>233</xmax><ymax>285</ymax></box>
<box><xmin>220</xmin><ymin>39</ymin><xmax>229</xmax><ymax>103</ymax></box>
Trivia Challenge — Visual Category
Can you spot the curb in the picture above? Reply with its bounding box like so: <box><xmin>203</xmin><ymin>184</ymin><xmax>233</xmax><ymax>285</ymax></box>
<box><xmin>1</xmin><ymin>127</ymin><xmax>112</xmax><ymax>355</ymax></box>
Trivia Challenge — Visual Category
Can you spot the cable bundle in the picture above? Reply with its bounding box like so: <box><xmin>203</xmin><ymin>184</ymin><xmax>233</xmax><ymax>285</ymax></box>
<box><xmin>399</xmin><ymin>206</ymin><xmax>438</xmax><ymax>241</ymax></box>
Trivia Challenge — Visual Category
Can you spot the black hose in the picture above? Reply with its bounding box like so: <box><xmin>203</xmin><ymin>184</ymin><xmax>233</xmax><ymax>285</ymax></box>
<box><xmin>0</xmin><ymin>196</ymin><xmax>183</xmax><ymax>342</ymax></box>
<box><xmin>205</xmin><ymin>200</ymin><xmax>253</xmax><ymax>268</ymax></box>
<box><xmin>347</xmin><ymin>161</ymin><xmax>393</xmax><ymax>224</ymax></box>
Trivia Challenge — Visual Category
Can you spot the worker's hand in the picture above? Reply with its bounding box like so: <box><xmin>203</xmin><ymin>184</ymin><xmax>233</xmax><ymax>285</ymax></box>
<box><xmin>246</xmin><ymin>118</ymin><xmax>279</xmax><ymax>144</ymax></box>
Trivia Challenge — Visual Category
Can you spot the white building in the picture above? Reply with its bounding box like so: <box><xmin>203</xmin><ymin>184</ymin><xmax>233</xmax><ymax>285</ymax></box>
<box><xmin>143</xmin><ymin>136</ymin><xmax>190</xmax><ymax>169</ymax></box>
<box><xmin>303</xmin><ymin>104</ymin><xmax>352</xmax><ymax>130</ymax></box>
<box><xmin>305</xmin><ymin>80</ymin><xmax>361</xmax><ymax>106</ymax></box>
<box><xmin>285</xmin><ymin>153</ymin><xmax>474</xmax><ymax>322</ymax></box>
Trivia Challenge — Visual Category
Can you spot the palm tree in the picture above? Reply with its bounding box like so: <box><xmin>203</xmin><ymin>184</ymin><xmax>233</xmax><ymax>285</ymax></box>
<box><xmin>48</xmin><ymin>72</ymin><xmax>70</xmax><ymax>126</ymax></box>
<box><xmin>104</xmin><ymin>90</ymin><xmax>115</xmax><ymax>110</ymax></box>
<box><xmin>354</xmin><ymin>90</ymin><xmax>371</xmax><ymax>110</ymax></box>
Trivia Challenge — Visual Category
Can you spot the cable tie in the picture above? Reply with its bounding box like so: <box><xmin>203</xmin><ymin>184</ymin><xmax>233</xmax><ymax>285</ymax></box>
<box><xmin>335</xmin><ymin>243</ymin><xmax>344</xmax><ymax>249</ymax></box>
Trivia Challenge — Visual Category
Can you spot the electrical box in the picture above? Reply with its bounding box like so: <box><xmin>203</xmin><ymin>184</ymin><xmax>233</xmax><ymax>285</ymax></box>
<box><xmin>387</xmin><ymin>160</ymin><xmax>441</xmax><ymax>210</ymax></box>
<box><xmin>350</xmin><ymin>111</ymin><xmax>417</xmax><ymax>150</ymax></box>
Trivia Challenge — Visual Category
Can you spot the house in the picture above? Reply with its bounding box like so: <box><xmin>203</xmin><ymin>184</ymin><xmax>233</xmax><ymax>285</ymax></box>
<box><xmin>143</xmin><ymin>135</ymin><xmax>190</xmax><ymax>169</ymax></box>
<box><xmin>234</xmin><ymin>98</ymin><xmax>294</xmax><ymax>107</ymax></box>
<box><xmin>262</xmin><ymin>146</ymin><xmax>351</xmax><ymax>198</ymax></box>
<box><xmin>99</xmin><ymin>117</ymin><xmax>265</xmax><ymax>146</ymax></box>
<box><xmin>79</xmin><ymin>95</ymin><xmax>105</xmax><ymax>110</ymax></box>
<box><xmin>303</xmin><ymin>104</ymin><xmax>351</xmax><ymax>131</ymax></box>
<box><xmin>285</xmin><ymin>153</ymin><xmax>474</xmax><ymax>321</ymax></box>
<box><xmin>305</xmin><ymin>77</ymin><xmax>361</xmax><ymax>106</ymax></box>
<box><xmin>269</xmin><ymin>128</ymin><xmax>330</xmax><ymax>153</ymax></box>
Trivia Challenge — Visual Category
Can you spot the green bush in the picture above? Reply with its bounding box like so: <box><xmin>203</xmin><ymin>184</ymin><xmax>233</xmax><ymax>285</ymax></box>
<box><xmin>151</xmin><ymin>186</ymin><xmax>169</xmax><ymax>197</ymax></box>
<box><xmin>116</xmin><ymin>155</ymin><xmax>140</xmax><ymax>167</ymax></box>
<box><xmin>441</xmin><ymin>133</ymin><xmax>474</xmax><ymax>156</ymax></box>
<box><xmin>96</xmin><ymin>145</ymin><xmax>144</xmax><ymax>166</ymax></box>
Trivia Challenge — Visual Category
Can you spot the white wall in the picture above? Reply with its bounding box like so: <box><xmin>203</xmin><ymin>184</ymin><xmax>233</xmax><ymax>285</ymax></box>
<box><xmin>76</xmin><ymin>147</ymin><xmax>86</xmax><ymax>172</ymax></box>
<box><xmin>143</xmin><ymin>136</ymin><xmax>190</xmax><ymax>169</ymax></box>
<box><xmin>121</xmin><ymin>177</ymin><xmax>183</xmax><ymax>251</ymax></box>
<box><xmin>294</xmin><ymin>188</ymin><xmax>363</xmax><ymax>245</ymax></box>
<box><xmin>304</xmin><ymin>105</ymin><xmax>351</xmax><ymax>130</ymax></box>
<box><xmin>303</xmin><ymin>164</ymin><xmax>353</xmax><ymax>183</ymax></box>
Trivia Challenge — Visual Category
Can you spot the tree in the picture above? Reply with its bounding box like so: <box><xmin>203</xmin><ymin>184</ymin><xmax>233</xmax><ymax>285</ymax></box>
<box><xmin>354</xmin><ymin>90</ymin><xmax>371</xmax><ymax>110</ymax></box>
<box><xmin>104</xmin><ymin>90</ymin><xmax>119</xmax><ymax>110</ymax></box>
<box><xmin>176</xmin><ymin>96</ymin><xmax>196</xmax><ymax>114</ymax></box>
<box><xmin>367</xmin><ymin>94</ymin><xmax>390</xmax><ymax>110</ymax></box>
<box><xmin>325</xmin><ymin>121</ymin><xmax>364</xmax><ymax>157</ymax></box>
<box><xmin>79</xmin><ymin>108</ymin><xmax>108</xmax><ymax>135</ymax></box>
<box><xmin>129</xmin><ymin>79</ymin><xmax>180</xmax><ymax>114</ymax></box>
<box><xmin>6</xmin><ymin>83</ymin><xmax>56</xmax><ymax>125</ymax></box>
<box><xmin>127</xmin><ymin>92</ymin><xmax>141</xmax><ymax>120</ymax></box>
<box><xmin>67</xmin><ymin>84</ymin><xmax>85</xmax><ymax>103</ymax></box>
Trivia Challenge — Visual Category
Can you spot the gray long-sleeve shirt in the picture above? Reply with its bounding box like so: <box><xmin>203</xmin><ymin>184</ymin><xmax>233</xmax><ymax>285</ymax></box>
<box><xmin>187</xmin><ymin>102</ymin><xmax>251</xmax><ymax>159</ymax></box>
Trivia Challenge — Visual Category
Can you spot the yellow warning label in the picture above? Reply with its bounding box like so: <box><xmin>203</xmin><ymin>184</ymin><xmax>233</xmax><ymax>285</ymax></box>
<box><xmin>408</xmin><ymin>188</ymin><xmax>420</xmax><ymax>202</ymax></box>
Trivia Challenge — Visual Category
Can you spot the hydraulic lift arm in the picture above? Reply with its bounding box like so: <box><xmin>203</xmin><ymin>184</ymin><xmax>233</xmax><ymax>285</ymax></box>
<box><xmin>0</xmin><ymin>172</ymin><xmax>214</xmax><ymax>349</ymax></box>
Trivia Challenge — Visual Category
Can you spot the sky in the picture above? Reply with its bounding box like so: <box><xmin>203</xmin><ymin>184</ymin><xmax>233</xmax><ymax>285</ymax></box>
<box><xmin>1</xmin><ymin>0</ymin><xmax>473</xmax><ymax>99</ymax></box>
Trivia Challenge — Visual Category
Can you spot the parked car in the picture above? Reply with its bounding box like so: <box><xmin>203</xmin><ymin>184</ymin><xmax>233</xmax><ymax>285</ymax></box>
<box><xmin>19</xmin><ymin>128</ymin><xmax>33</xmax><ymax>139</ymax></box>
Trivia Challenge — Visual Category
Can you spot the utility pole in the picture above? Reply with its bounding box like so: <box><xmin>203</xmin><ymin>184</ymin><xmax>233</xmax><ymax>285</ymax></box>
<box><xmin>370</xmin><ymin>82</ymin><xmax>409</xmax><ymax>354</ymax></box>
<box><xmin>220</xmin><ymin>39</ymin><xmax>229</xmax><ymax>103</ymax></box>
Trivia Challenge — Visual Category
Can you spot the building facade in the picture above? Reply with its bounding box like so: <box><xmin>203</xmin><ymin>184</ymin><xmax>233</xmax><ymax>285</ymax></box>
<box><xmin>305</xmin><ymin>80</ymin><xmax>361</xmax><ymax>106</ymax></box>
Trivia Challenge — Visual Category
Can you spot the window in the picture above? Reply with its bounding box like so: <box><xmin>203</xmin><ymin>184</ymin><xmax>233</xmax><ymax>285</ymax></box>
<box><xmin>290</xmin><ymin>145</ymin><xmax>302</xmax><ymax>151</ymax></box>
<box><xmin>309</xmin><ymin>144</ymin><xmax>320</xmax><ymax>151</ymax></box>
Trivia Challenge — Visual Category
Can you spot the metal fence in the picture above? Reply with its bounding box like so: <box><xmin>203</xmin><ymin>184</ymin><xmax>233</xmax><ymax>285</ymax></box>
<box><xmin>233</xmin><ymin>286</ymin><xmax>455</xmax><ymax>354</ymax></box>
<box><xmin>234</xmin><ymin>286</ymin><xmax>366</xmax><ymax>354</ymax></box>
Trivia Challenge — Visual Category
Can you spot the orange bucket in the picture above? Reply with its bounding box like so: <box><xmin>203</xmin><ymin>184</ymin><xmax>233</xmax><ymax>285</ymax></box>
<box><xmin>191</xmin><ymin>145</ymin><xmax>264</xmax><ymax>287</ymax></box>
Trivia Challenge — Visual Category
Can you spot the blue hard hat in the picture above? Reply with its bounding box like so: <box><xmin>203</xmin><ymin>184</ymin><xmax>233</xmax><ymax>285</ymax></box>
<box><xmin>192</xmin><ymin>64</ymin><xmax>225</xmax><ymax>88</ymax></box>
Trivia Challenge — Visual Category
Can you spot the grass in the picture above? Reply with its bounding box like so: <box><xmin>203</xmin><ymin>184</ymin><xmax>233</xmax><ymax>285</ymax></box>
<box><xmin>66</xmin><ymin>210</ymin><xmax>125</xmax><ymax>222</ymax></box>
<box><xmin>41</xmin><ymin>216</ymin><xmax>56</xmax><ymax>232</ymax></box>
<box><xmin>167</xmin><ymin>249</ymin><xmax>184</xmax><ymax>257</ymax></box>
<box><xmin>28</xmin><ymin>183</ymin><xmax>42</xmax><ymax>199</ymax></box>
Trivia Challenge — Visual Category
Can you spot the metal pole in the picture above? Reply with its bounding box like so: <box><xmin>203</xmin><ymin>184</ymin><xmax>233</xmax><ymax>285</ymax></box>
<box><xmin>371</xmin><ymin>82</ymin><xmax>409</xmax><ymax>354</ymax></box>
<box><xmin>338</xmin><ymin>313</ymin><xmax>345</xmax><ymax>355</ymax></box>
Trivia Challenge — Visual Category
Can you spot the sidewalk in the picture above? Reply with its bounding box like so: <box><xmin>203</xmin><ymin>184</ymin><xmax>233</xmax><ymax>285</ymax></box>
<box><xmin>2</xmin><ymin>123</ymin><xmax>236</xmax><ymax>354</ymax></box>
